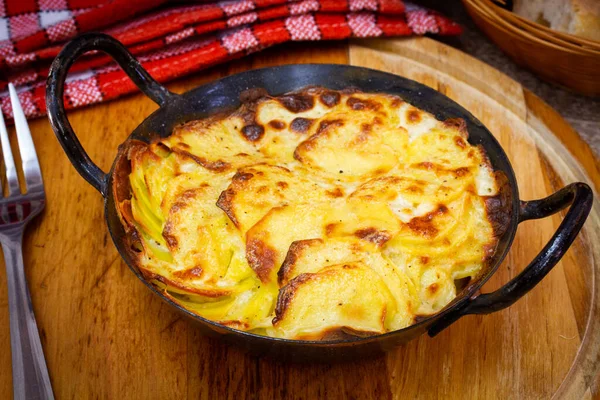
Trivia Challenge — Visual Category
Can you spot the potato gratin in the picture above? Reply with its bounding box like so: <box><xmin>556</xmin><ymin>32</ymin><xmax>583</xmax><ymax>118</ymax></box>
<box><xmin>115</xmin><ymin>87</ymin><xmax>510</xmax><ymax>340</ymax></box>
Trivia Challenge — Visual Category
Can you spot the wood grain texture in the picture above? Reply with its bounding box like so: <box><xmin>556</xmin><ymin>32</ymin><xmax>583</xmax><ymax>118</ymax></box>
<box><xmin>0</xmin><ymin>38</ymin><xmax>597</xmax><ymax>399</ymax></box>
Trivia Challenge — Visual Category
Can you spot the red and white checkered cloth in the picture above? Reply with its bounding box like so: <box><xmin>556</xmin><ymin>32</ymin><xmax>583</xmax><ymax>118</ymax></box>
<box><xmin>0</xmin><ymin>0</ymin><xmax>461</xmax><ymax>121</ymax></box>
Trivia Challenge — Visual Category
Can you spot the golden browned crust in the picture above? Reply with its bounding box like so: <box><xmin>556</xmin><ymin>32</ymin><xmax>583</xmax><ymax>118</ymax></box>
<box><xmin>173</xmin><ymin>267</ymin><xmax>203</xmax><ymax>279</ymax></box>
<box><xmin>454</xmin><ymin>136</ymin><xmax>467</xmax><ymax>149</ymax></box>
<box><xmin>215</xmin><ymin>170</ymin><xmax>256</xmax><ymax>228</ymax></box>
<box><xmin>162</xmin><ymin>220</ymin><xmax>179</xmax><ymax>249</ymax></box>
<box><xmin>316</xmin><ymin>118</ymin><xmax>344</xmax><ymax>134</ymax></box>
<box><xmin>241</xmin><ymin>124</ymin><xmax>265</xmax><ymax>142</ymax></box>
<box><xmin>390</xmin><ymin>97</ymin><xmax>404</xmax><ymax>108</ymax></box>
<box><xmin>406</xmin><ymin>184</ymin><xmax>424</xmax><ymax>195</ymax></box>
<box><xmin>277</xmin><ymin>239</ymin><xmax>323</xmax><ymax>286</ymax></box>
<box><xmin>406</xmin><ymin>205</ymin><xmax>448</xmax><ymax>239</ymax></box>
<box><xmin>325</xmin><ymin>187</ymin><xmax>344</xmax><ymax>198</ymax></box>
<box><xmin>290</xmin><ymin>117</ymin><xmax>314</xmax><ymax>133</ymax></box>
<box><xmin>411</xmin><ymin>161</ymin><xmax>475</xmax><ymax>179</ymax></box>
<box><xmin>171</xmin><ymin>148</ymin><xmax>230</xmax><ymax>172</ymax></box>
<box><xmin>293</xmin><ymin>119</ymin><xmax>344</xmax><ymax>162</ymax></box>
<box><xmin>443</xmin><ymin>118</ymin><xmax>469</xmax><ymax>139</ymax></box>
<box><xmin>215</xmin><ymin>188</ymin><xmax>238</xmax><ymax>227</ymax></box>
<box><xmin>272</xmin><ymin>273</ymin><xmax>314</xmax><ymax>325</ymax></box>
<box><xmin>416</xmin><ymin>161</ymin><xmax>435</xmax><ymax>170</ymax></box>
<box><xmin>353</xmin><ymin>227</ymin><xmax>392</xmax><ymax>246</ymax></box>
<box><xmin>219</xmin><ymin>321</ymin><xmax>250</xmax><ymax>330</ymax></box>
<box><xmin>407</xmin><ymin>108</ymin><xmax>422</xmax><ymax>123</ymax></box>
<box><xmin>346</xmin><ymin>96</ymin><xmax>383</xmax><ymax>111</ymax></box>
<box><xmin>318</xmin><ymin>90</ymin><xmax>341</xmax><ymax>108</ymax></box>
<box><xmin>324</xmin><ymin>223</ymin><xmax>338</xmax><ymax>236</ymax></box>
<box><xmin>276</xmin><ymin>93</ymin><xmax>315</xmax><ymax>113</ymax></box>
<box><xmin>235</xmin><ymin>88</ymin><xmax>271</xmax><ymax>143</ymax></box>
<box><xmin>216</xmin><ymin>165</ymin><xmax>294</xmax><ymax>232</ymax></box>
<box><xmin>268</xmin><ymin>120</ymin><xmax>286</xmax><ymax>130</ymax></box>
<box><xmin>452</xmin><ymin>167</ymin><xmax>470</xmax><ymax>178</ymax></box>
<box><xmin>246</xmin><ymin>236</ymin><xmax>278</xmax><ymax>283</ymax></box>
<box><xmin>162</xmin><ymin>188</ymin><xmax>202</xmax><ymax>250</ymax></box>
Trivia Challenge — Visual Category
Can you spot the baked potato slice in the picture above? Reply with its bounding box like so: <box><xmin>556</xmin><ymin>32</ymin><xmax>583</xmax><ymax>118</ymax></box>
<box><xmin>216</xmin><ymin>163</ymin><xmax>339</xmax><ymax>234</ymax></box>
<box><xmin>245</xmin><ymin>199</ymin><xmax>401</xmax><ymax>283</ymax></box>
<box><xmin>279</xmin><ymin>237</ymin><xmax>416</xmax><ymax>330</ymax></box>
<box><xmin>293</xmin><ymin>109</ymin><xmax>408</xmax><ymax>180</ymax></box>
<box><xmin>271</xmin><ymin>263</ymin><xmax>395</xmax><ymax>340</ymax></box>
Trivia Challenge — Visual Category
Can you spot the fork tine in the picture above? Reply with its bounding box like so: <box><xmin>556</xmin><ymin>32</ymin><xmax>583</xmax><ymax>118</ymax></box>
<box><xmin>0</xmin><ymin>105</ymin><xmax>20</xmax><ymax>196</ymax></box>
<box><xmin>9</xmin><ymin>84</ymin><xmax>43</xmax><ymax>193</ymax></box>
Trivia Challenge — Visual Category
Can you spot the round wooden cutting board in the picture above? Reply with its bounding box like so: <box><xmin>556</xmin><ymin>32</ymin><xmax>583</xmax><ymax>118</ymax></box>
<box><xmin>0</xmin><ymin>37</ymin><xmax>597</xmax><ymax>399</ymax></box>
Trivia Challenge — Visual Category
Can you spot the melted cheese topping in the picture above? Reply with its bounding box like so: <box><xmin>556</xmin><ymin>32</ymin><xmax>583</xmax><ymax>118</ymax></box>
<box><xmin>118</xmin><ymin>87</ymin><xmax>506</xmax><ymax>340</ymax></box>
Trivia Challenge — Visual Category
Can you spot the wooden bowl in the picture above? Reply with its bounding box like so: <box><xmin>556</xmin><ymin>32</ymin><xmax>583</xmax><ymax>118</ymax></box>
<box><xmin>462</xmin><ymin>0</ymin><xmax>600</xmax><ymax>96</ymax></box>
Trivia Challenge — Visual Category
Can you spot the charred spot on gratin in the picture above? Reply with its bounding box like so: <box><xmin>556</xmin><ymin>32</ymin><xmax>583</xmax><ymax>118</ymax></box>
<box><xmin>290</xmin><ymin>117</ymin><xmax>314</xmax><ymax>133</ymax></box>
<box><xmin>113</xmin><ymin>86</ymin><xmax>511</xmax><ymax>340</ymax></box>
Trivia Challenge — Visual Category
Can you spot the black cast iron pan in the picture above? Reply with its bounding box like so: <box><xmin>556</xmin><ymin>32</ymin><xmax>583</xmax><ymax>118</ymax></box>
<box><xmin>46</xmin><ymin>33</ymin><xmax>593</xmax><ymax>362</ymax></box>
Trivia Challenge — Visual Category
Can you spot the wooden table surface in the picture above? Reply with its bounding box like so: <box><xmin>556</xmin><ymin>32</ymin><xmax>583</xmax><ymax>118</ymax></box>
<box><xmin>0</xmin><ymin>38</ymin><xmax>598</xmax><ymax>399</ymax></box>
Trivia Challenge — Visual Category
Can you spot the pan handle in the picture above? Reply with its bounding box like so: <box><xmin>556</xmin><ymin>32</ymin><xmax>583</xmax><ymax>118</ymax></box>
<box><xmin>428</xmin><ymin>182</ymin><xmax>593</xmax><ymax>337</ymax></box>
<box><xmin>46</xmin><ymin>33</ymin><xmax>177</xmax><ymax>197</ymax></box>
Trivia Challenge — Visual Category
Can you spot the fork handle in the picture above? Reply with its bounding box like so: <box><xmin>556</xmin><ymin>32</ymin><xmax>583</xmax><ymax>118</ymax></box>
<box><xmin>3</xmin><ymin>236</ymin><xmax>54</xmax><ymax>400</ymax></box>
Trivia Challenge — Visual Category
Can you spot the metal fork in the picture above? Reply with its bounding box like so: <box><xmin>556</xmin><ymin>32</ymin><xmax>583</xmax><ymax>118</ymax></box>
<box><xmin>0</xmin><ymin>84</ymin><xmax>54</xmax><ymax>399</ymax></box>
